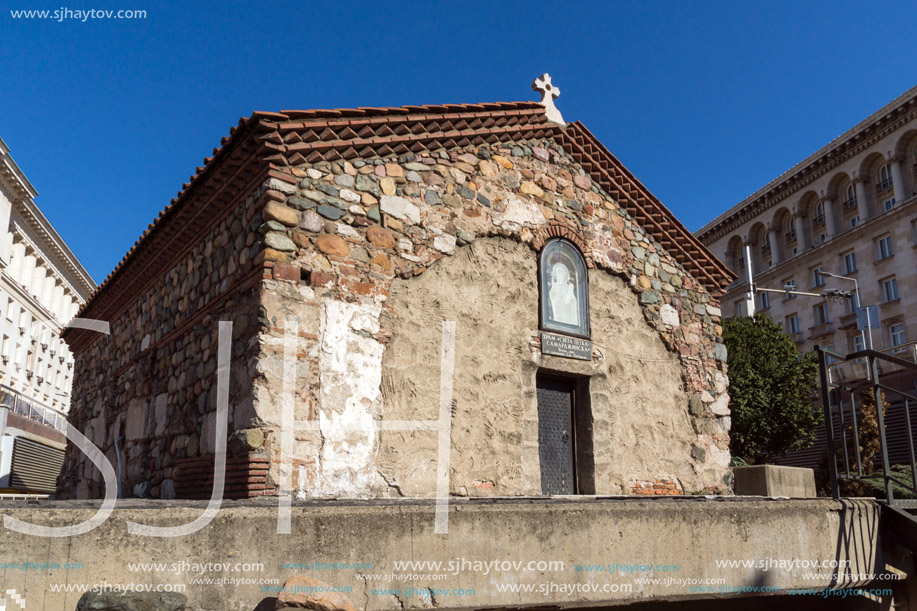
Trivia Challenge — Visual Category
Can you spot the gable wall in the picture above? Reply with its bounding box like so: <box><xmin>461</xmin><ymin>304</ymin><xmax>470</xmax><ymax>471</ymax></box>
<box><xmin>254</xmin><ymin>138</ymin><xmax>732</xmax><ymax>499</ymax></box>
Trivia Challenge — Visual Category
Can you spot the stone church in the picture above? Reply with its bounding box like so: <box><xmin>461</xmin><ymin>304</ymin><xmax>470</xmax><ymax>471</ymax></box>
<box><xmin>58</xmin><ymin>77</ymin><xmax>735</xmax><ymax>501</ymax></box>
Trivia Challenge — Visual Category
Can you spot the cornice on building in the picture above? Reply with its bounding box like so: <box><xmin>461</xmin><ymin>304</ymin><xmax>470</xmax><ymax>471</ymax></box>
<box><xmin>0</xmin><ymin>137</ymin><xmax>96</xmax><ymax>300</ymax></box>
<box><xmin>697</xmin><ymin>85</ymin><xmax>917</xmax><ymax>241</ymax></box>
<box><xmin>12</xmin><ymin>201</ymin><xmax>96</xmax><ymax>300</ymax></box>
<box><xmin>0</xmin><ymin>137</ymin><xmax>38</xmax><ymax>200</ymax></box>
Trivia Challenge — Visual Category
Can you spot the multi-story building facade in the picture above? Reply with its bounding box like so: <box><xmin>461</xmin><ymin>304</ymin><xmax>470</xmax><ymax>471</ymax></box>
<box><xmin>0</xmin><ymin>137</ymin><xmax>95</xmax><ymax>494</ymax></box>
<box><xmin>0</xmin><ymin>137</ymin><xmax>94</xmax><ymax>410</ymax></box>
<box><xmin>698</xmin><ymin>86</ymin><xmax>917</xmax><ymax>364</ymax></box>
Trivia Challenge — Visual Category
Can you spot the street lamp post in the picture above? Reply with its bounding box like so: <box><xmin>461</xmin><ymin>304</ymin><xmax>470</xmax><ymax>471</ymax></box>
<box><xmin>820</xmin><ymin>271</ymin><xmax>873</xmax><ymax>350</ymax></box>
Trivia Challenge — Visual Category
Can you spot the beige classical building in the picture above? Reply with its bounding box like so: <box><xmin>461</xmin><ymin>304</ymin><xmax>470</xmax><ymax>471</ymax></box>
<box><xmin>698</xmin><ymin>86</ymin><xmax>917</xmax><ymax>362</ymax></box>
<box><xmin>0</xmin><ymin>137</ymin><xmax>95</xmax><ymax>494</ymax></box>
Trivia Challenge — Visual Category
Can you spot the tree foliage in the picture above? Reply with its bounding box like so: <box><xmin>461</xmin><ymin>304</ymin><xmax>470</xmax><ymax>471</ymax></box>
<box><xmin>722</xmin><ymin>312</ymin><xmax>821</xmax><ymax>464</ymax></box>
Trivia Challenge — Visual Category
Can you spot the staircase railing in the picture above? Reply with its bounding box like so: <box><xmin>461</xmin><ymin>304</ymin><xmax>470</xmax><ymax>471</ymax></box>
<box><xmin>816</xmin><ymin>344</ymin><xmax>917</xmax><ymax>505</ymax></box>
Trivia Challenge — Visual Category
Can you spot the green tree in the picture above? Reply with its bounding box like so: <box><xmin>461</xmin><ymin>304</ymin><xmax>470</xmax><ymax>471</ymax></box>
<box><xmin>722</xmin><ymin>312</ymin><xmax>821</xmax><ymax>464</ymax></box>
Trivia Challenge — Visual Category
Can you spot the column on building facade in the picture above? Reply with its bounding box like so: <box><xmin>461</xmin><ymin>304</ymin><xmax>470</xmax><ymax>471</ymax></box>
<box><xmin>793</xmin><ymin>212</ymin><xmax>808</xmax><ymax>251</ymax></box>
<box><xmin>21</xmin><ymin>252</ymin><xmax>36</xmax><ymax>293</ymax></box>
<box><xmin>31</xmin><ymin>265</ymin><xmax>44</xmax><ymax>304</ymax></box>
<box><xmin>821</xmin><ymin>196</ymin><xmax>836</xmax><ymax>238</ymax></box>
<box><xmin>8</xmin><ymin>242</ymin><xmax>25</xmax><ymax>281</ymax></box>
<box><xmin>890</xmin><ymin>155</ymin><xmax>907</xmax><ymax>204</ymax></box>
<box><xmin>853</xmin><ymin>176</ymin><xmax>869</xmax><ymax>220</ymax></box>
<box><xmin>766</xmin><ymin>226</ymin><xmax>780</xmax><ymax>263</ymax></box>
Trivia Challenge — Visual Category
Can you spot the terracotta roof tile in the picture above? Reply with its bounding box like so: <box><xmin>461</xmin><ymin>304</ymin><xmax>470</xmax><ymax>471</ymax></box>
<box><xmin>64</xmin><ymin>100</ymin><xmax>733</xmax><ymax>351</ymax></box>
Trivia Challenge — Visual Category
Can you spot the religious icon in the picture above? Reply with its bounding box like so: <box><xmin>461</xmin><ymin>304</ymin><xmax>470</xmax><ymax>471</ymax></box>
<box><xmin>549</xmin><ymin>262</ymin><xmax>579</xmax><ymax>326</ymax></box>
<box><xmin>539</xmin><ymin>239</ymin><xmax>590</xmax><ymax>338</ymax></box>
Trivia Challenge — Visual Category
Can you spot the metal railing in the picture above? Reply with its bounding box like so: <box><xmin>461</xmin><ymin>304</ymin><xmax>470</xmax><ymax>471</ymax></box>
<box><xmin>0</xmin><ymin>384</ymin><xmax>67</xmax><ymax>434</ymax></box>
<box><xmin>817</xmin><ymin>343</ymin><xmax>917</xmax><ymax>505</ymax></box>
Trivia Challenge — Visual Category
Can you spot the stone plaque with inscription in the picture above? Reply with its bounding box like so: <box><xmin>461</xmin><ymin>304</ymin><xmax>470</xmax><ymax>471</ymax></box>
<box><xmin>541</xmin><ymin>332</ymin><xmax>592</xmax><ymax>361</ymax></box>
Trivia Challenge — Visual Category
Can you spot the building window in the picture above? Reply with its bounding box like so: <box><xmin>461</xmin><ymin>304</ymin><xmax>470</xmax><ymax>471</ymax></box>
<box><xmin>814</xmin><ymin>202</ymin><xmax>825</xmax><ymax>226</ymax></box>
<box><xmin>845</xmin><ymin>292</ymin><xmax>860</xmax><ymax>315</ymax></box>
<box><xmin>883</xmin><ymin>197</ymin><xmax>896</xmax><ymax>211</ymax></box>
<box><xmin>812</xmin><ymin>266</ymin><xmax>825</xmax><ymax>287</ymax></box>
<box><xmin>876</xmin><ymin>235</ymin><xmax>894</xmax><ymax>260</ymax></box>
<box><xmin>844</xmin><ymin>184</ymin><xmax>858</xmax><ymax>210</ymax></box>
<box><xmin>877</xmin><ymin>164</ymin><xmax>893</xmax><ymax>191</ymax></box>
<box><xmin>842</xmin><ymin>251</ymin><xmax>857</xmax><ymax>274</ymax></box>
<box><xmin>785</xmin><ymin>217</ymin><xmax>796</xmax><ymax>242</ymax></box>
<box><xmin>851</xmin><ymin>334</ymin><xmax>865</xmax><ymax>353</ymax></box>
<box><xmin>786</xmin><ymin>314</ymin><xmax>800</xmax><ymax>334</ymax></box>
<box><xmin>759</xmin><ymin>292</ymin><xmax>770</xmax><ymax>310</ymax></box>
<box><xmin>814</xmin><ymin>303</ymin><xmax>830</xmax><ymax>325</ymax></box>
<box><xmin>782</xmin><ymin>279</ymin><xmax>796</xmax><ymax>300</ymax></box>
<box><xmin>850</xmin><ymin>216</ymin><xmax>860</xmax><ymax>228</ymax></box>
<box><xmin>539</xmin><ymin>239</ymin><xmax>590</xmax><ymax>338</ymax></box>
<box><xmin>882</xmin><ymin>277</ymin><xmax>899</xmax><ymax>302</ymax></box>
<box><xmin>818</xmin><ymin>232</ymin><xmax>828</xmax><ymax>244</ymax></box>
<box><xmin>889</xmin><ymin>323</ymin><xmax>907</xmax><ymax>350</ymax></box>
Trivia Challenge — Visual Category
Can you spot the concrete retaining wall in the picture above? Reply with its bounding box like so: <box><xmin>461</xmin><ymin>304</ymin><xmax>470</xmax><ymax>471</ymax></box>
<box><xmin>0</xmin><ymin>497</ymin><xmax>885</xmax><ymax>610</ymax></box>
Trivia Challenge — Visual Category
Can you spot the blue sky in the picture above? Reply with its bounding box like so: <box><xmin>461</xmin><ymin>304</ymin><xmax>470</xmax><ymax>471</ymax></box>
<box><xmin>2</xmin><ymin>0</ymin><xmax>915</xmax><ymax>283</ymax></box>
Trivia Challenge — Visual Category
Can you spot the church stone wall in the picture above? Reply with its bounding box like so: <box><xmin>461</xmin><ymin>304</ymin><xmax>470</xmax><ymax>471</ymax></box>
<box><xmin>61</xmin><ymin>137</ymin><xmax>731</xmax><ymax>501</ymax></box>
<box><xmin>58</xmin><ymin>189</ymin><xmax>265</xmax><ymax>499</ymax></box>
<box><xmin>254</xmin><ymin>139</ymin><xmax>732</xmax><ymax>499</ymax></box>
<box><xmin>379</xmin><ymin>237</ymin><xmax>702</xmax><ymax>495</ymax></box>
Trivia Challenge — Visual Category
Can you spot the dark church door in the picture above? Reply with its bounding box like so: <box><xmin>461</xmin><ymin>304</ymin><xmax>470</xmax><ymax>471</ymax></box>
<box><xmin>536</xmin><ymin>376</ymin><xmax>576</xmax><ymax>494</ymax></box>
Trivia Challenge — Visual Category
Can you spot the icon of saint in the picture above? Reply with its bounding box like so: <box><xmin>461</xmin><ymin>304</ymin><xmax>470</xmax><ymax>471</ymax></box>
<box><xmin>549</xmin><ymin>262</ymin><xmax>579</xmax><ymax>326</ymax></box>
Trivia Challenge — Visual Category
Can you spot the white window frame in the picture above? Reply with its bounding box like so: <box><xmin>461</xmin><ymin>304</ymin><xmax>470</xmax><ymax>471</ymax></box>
<box><xmin>889</xmin><ymin>323</ymin><xmax>906</xmax><ymax>348</ymax></box>
<box><xmin>882</xmin><ymin>277</ymin><xmax>899</xmax><ymax>302</ymax></box>
<box><xmin>876</xmin><ymin>235</ymin><xmax>893</xmax><ymax>260</ymax></box>
<box><xmin>815</xmin><ymin>303</ymin><xmax>830</xmax><ymax>325</ymax></box>
<box><xmin>812</xmin><ymin>266</ymin><xmax>825</xmax><ymax>287</ymax></box>
<box><xmin>852</xmin><ymin>334</ymin><xmax>865</xmax><ymax>353</ymax></box>
<box><xmin>843</xmin><ymin>251</ymin><xmax>857</xmax><ymax>274</ymax></box>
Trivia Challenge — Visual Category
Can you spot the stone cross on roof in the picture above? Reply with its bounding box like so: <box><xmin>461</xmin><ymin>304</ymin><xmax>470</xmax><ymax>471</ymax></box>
<box><xmin>532</xmin><ymin>73</ymin><xmax>565</xmax><ymax>125</ymax></box>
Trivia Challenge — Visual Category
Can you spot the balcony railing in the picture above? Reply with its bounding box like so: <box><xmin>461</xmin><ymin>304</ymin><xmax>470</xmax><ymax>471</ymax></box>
<box><xmin>812</xmin><ymin>214</ymin><xmax>825</xmax><ymax>227</ymax></box>
<box><xmin>843</xmin><ymin>198</ymin><xmax>858</xmax><ymax>210</ymax></box>
<box><xmin>0</xmin><ymin>385</ymin><xmax>67</xmax><ymax>433</ymax></box>
<box><xmin>876</xmin><ymin>178</ymin><xmax>893</xmax><ymax>192</ymax></box>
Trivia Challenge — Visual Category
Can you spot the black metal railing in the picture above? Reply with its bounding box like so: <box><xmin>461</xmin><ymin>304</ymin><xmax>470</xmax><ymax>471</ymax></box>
<box><xmin>817</xmin><ymin>344</ymin><xmax>917</xmax><ymax>504</ymax></box>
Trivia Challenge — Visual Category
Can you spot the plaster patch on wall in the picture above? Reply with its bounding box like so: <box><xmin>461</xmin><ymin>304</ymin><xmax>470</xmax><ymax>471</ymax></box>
<box><xmin>499</xmin><ymin>198</ymin><xmax>547</xmax><ymax>231</ymax></box>
<box><xmin>314</xmin><ymin>298</ymin><xmax>384</xmax><ymax>496</ymax></box>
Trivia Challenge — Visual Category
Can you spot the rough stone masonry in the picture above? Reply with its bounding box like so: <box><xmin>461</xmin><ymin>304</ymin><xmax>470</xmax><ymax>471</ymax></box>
<box><xmin>58</xmin><ymin>102</ymin><xmax>735</xmax><ymax>501</ymax></box>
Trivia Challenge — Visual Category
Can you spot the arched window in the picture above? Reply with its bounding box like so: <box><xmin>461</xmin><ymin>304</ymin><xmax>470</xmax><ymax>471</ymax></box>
<box><xmin>814</xmin><ymin>201</ymin><xmax>825</xmax><ymax>226</ymax></box>
<box><xmin>539</xmin><ymin>239</ymin><xmax>590</xmax><ymax>338</ymax></box>
<box><xmin>784</xmin><ymin>216</ymin><xmax>796</xmax><ymax>241</ymax></box>
<box><xmin>878</xmin><ymin>164</ymin><xmax>893</xmax><ymax>191</ymax></box>
<box><xmin>843</xmin><ymin>184</ymin><xmax>858</xmax><ymax>212</ymax></box>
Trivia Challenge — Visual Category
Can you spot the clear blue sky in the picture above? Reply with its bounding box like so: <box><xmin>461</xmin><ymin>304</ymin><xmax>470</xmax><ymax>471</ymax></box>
<box><xmin>2</xmin><ymin>0</ymin><xmax>915</xmax><ymax>283</ymax></box>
